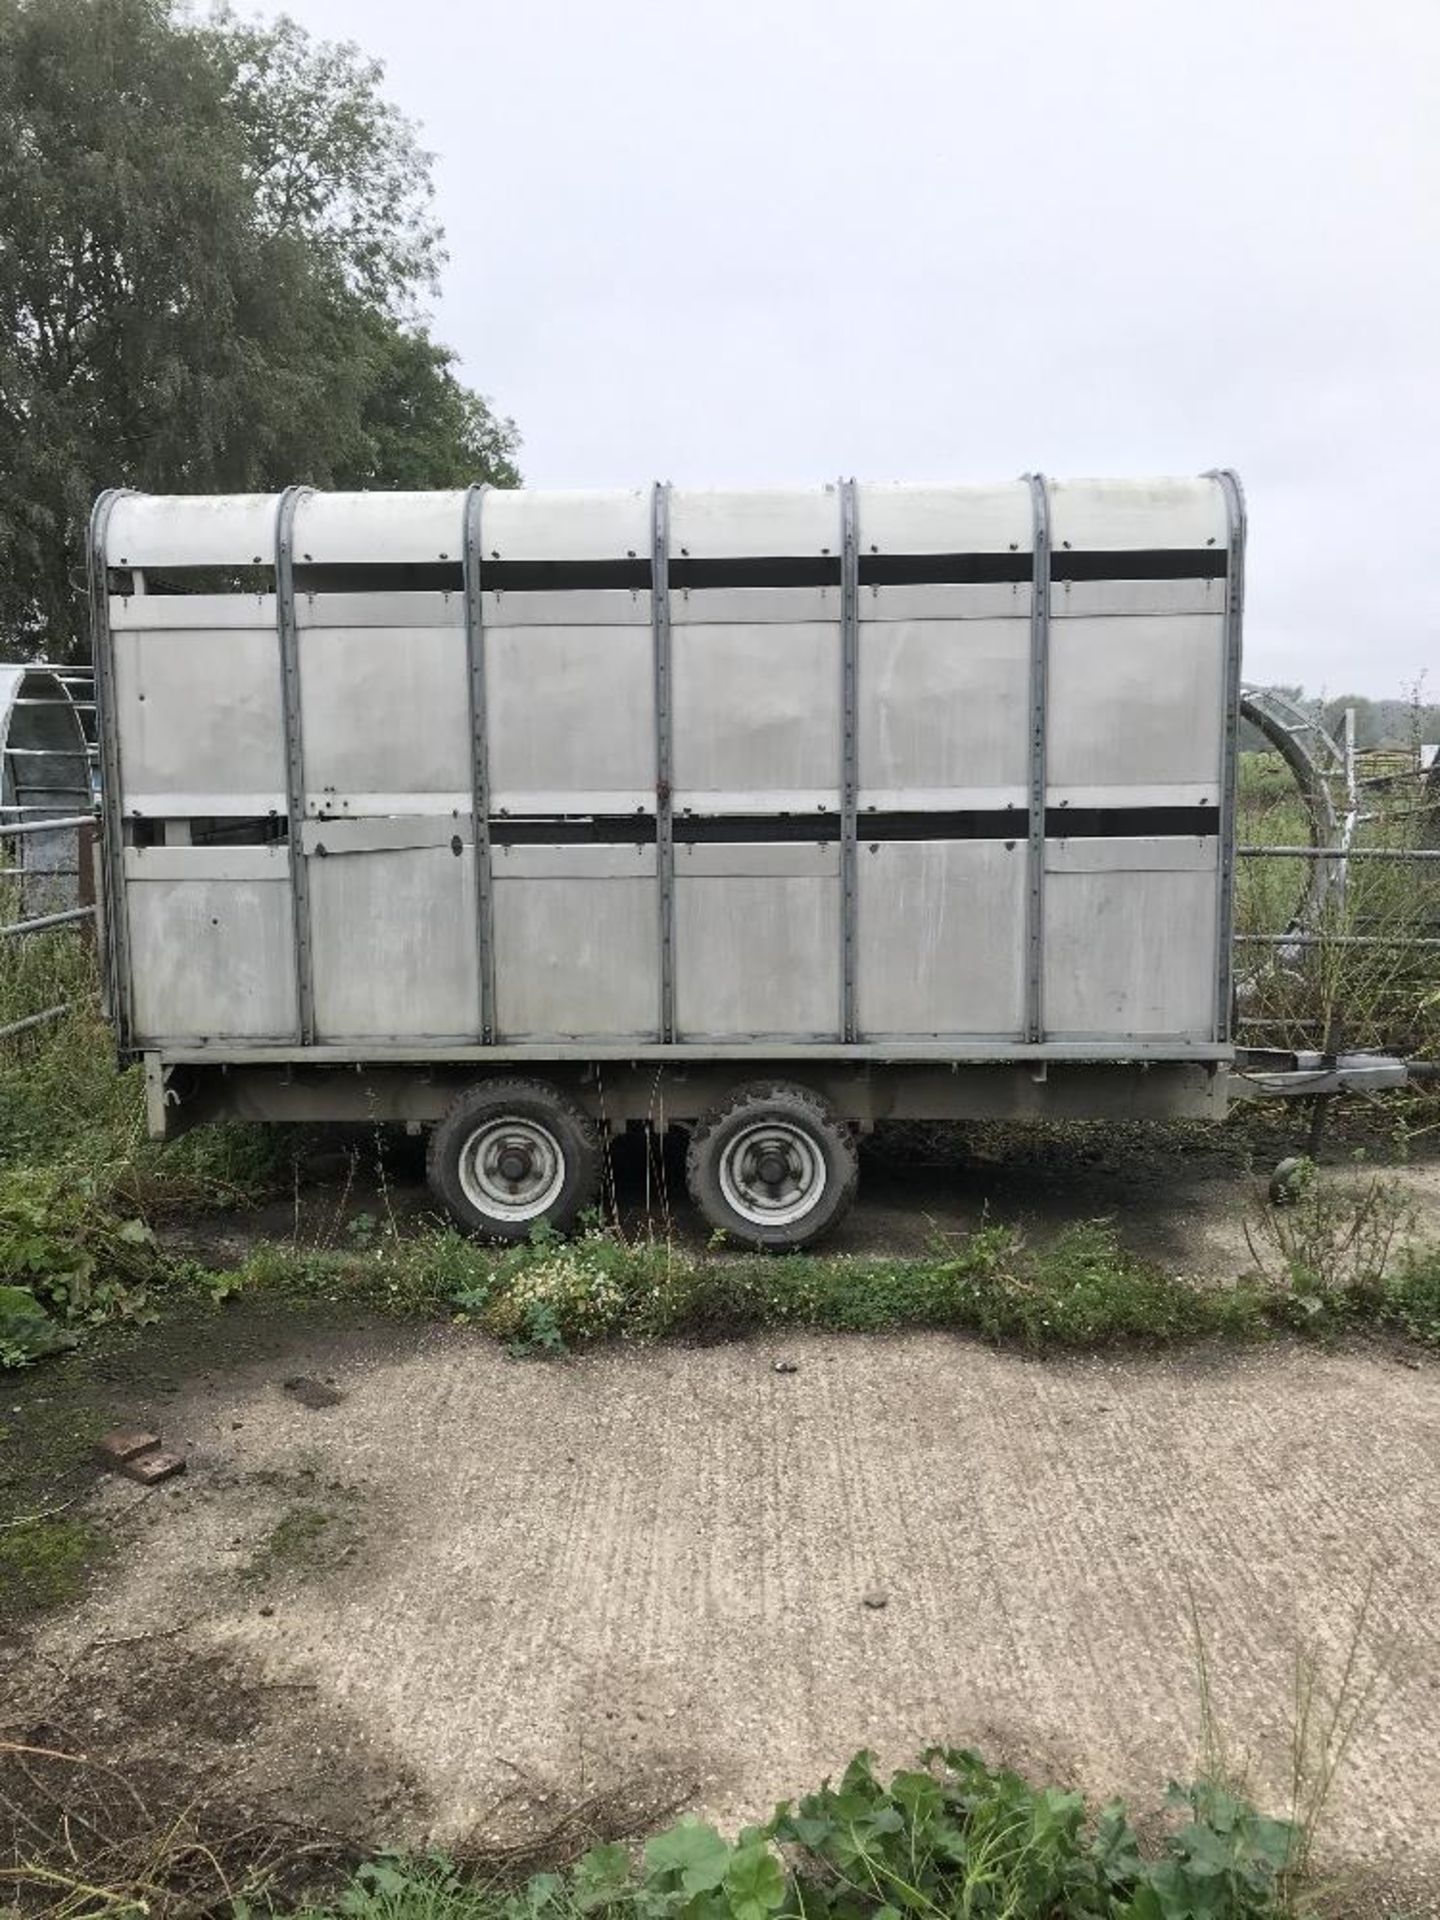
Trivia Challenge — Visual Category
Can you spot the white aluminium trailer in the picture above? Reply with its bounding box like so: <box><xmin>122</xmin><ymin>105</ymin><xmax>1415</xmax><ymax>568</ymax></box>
<box><xmin>89</xmin><ymin>473</ymin><xmax>1245</xmax><ymax>1246</ymax></box>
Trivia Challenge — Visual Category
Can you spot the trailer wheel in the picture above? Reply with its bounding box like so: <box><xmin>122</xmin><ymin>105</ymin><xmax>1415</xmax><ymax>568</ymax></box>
<box><xmin>427</xmin><ymin>1079</ymin><xmax>601</xmax><ymax>1241</ymax></box>
<box><xmin>686</xmin><ymin>1081</ymin><xmax>858</xmax><ymax>1250</ymax></box>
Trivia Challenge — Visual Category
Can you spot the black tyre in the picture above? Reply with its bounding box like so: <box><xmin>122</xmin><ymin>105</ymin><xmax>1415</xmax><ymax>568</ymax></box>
<box><xmin>685</xmin><ymin>1081</ymin><xmax>858</xmax><ymax>1250</ymax></box>
<box><xmin>427</xmin><ymin>1078</ymin><xmax>601</xmax><ymax>1241</ymax></box>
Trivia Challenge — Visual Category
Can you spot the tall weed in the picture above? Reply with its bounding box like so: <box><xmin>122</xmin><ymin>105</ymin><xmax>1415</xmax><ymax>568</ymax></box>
<box><xmin>1244</xmin><ymin>1159</ymin><xmax>1415</xmax><ymax>1327</ymax></box>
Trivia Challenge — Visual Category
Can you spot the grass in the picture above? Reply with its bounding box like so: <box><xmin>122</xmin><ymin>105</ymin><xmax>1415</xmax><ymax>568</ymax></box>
<box><xmin>0</xmin><ymin>1383</ymin><xmax>110</xmax><ymax>1624</ymax></box>
<box><xmin>1234</xmin><ymin>750</ymin><xmax>1440</xmax><ymax>1060</ymax></box>
<box><xmin>0</xmin><ymin>925</ymin><xmax>291</xmax><ymax>1211</ymax></box>
<box><xmin>224</xmin><ymin>1202</ymin><xmax>1440</xmax><ymax>1359</ymax></box>
<box><xmin>0</xmin><ymin>1512</ymin><xmax>109</xmax><ymax>1614</ymax></box>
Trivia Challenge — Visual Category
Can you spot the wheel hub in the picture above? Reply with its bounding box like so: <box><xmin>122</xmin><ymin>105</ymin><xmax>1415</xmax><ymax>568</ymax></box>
<box><xmin>718</xmin><ymin>1120</ymin><xmax>827</xmax><ymax>1229</ymax></box>
<box><xmin>457</xmin><ymin>1117</ymin><xmax>566</xmax><ymax>1223</ymax></box>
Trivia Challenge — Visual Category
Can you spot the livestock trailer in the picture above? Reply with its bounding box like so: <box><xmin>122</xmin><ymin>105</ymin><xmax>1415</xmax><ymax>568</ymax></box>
<box><xmin>89</xmin><ymin>474</ymin><xmax>1246</xmax><ymax>1246</ymax></box>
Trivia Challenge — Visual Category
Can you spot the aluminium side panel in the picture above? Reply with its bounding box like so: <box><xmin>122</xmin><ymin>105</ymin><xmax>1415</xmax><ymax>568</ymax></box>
<box><xmin>97</xmin><ymin>497</ymin><xmax>302</xmax><ymax>1049</ymax></box>
<box><xmin>291</xmin><ymin>494</ymin><xmax>474</xmax><ymax>816</ymax></box>
<box><xmin>856</xmin><ymin>611</ymin><xmax>1030</xmax><ymax>809</ymax></box>
<box><xmin>288</xmin><ymin>493</ymin><xmax>481</xmax><ymax>1040</ymax></box>
<box><xmin>110</xmin><ymin>595</ymin><xmax>286</xmax><ymax>816</ymax></box>
<box><xmin>671</xmin><ymin>619</ymin><xmax>840</xmax><ymax>813</ymax></box>
<box><xmin>480</xmin><ymin>491</ymin><xmax>656</xmax><ymax>816</ymax></box>
<box><xmin>483</xmin><ymin>487</ymin><xmax>657</xmax><ymax>561</ymax></box>
<box><xmin>667</xmin><ymin>488</ymin><xmax>846</xmax><ymax>1040</ymax></box>
<box><xmin>491</xmin><ymin>844</ymin><xmax>660</xmax><ymax>1041</ymax></box>
<box><xmin>1046</xmin><ymin>476</ymin><xmax>1227</xmax><ymax>551</ymax></box>
<box><xmin>123</xmin><ymin>845</ymin><xmax>297</xmax><ymax>1041</ymax></box>
<box><xmin>1042</xmin><ymin>837</ymin><xmax>1217</xmax><ymax>1038</ymax></box>
<box><xmin>290</xmin><ymin>490</ymin><xmax>465</xmax><ymax>566</ymax></box>
<box><xmin>669</xmin><ymin>485</ymin><xmax>842</xmax><ymax>559</ymax></box>
<box><xmin>104</xmin><ymin>493</ymin><xmax>281</xmax><ymax>569</ymax></box>
<box><xmin>1038</xmin><ymin>476</ymin><xmax>1230</xmax><ymax>1048</ymax></box>
<box><xmin>670</xmin><ymin>487</ymin><xmax>841</xmax><ymax>815</ymax></box>
<box><xmin>852</xmin><ymin>482</ymin><xmax>1033</xmax><ymax>1037</ymax></box>
<box><xmin>485</xmin><ymin>598</ymin><xmax>657</xmax><ymax>816</ymax></box>
<box><xmin>675</xmin><ymin>842</ymin><xmax>841</xmax><ymax>1041</ymax></box>
<box><xmin>297</xmin><ymin>595</ymin><xmax>472</xmax><ymax>814</ymax></box>
<box><xmin>305</xmin><ymin>832</ymin><xmax>479</xmax><ymax>1041</ymax></box>
<box><xmin>856</xmin><ymin>840</ymin><xmax>1026</xmax><ymax>1037</ymax></box>
<box><xmin>1045</xmin><ymin>611</ymin><xmax>1227</xmax><ymax>807</ymax></box>
<box><xmin>1045</xmin><ymin>479</ymin><xmax>1229</xmax><ymax>811</ymax></box>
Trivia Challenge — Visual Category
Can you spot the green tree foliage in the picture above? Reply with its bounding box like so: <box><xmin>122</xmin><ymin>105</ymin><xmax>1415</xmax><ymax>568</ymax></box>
<box><xmin>0</xmin><ymin>0</ymin><xmax>520</xmax><ymax>659</ymax></box>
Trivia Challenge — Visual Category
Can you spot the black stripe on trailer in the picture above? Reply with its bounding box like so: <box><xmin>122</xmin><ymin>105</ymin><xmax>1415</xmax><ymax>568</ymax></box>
<box><xmin>488</xmin><ymin>807</ymin><xmax>1220</xmax><ymax>847</ymax></box>
<box><xmin>859</xmin><ymin>548</ymin><xmax>1227</xmax><ymax>585</ymax></box>
<box><xmin>279</xmin><ymin>550</ymin><xmax>1228</xmax><ymax>596</ymax></box>
<box><xmin>1050</xmin><ymin>548</ymin><xmax>1227</xmax><ymax>582</ymax></box>
<box><xmin>859</xmin><ymin>552</ymin><xmax>1031</xmax><ymax>585</ymax></box>
<box><xmin>479</xmin><ymin>558</ymin><xmax>653</xmax><ymax>592</ymax></box>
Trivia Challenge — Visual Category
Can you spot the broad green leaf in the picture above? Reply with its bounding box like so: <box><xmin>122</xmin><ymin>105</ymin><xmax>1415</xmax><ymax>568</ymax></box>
<box><xmin>1249</xmin><ymin>1814</ymin><xmax>1295</xmax><ymax>1869</ymax></box>
<box><xmin>574</xmin><ymin>1841</ymin><xmax>632</xmax><ymax>1909</ymax></box>
<box><xmin>886</xmin><ymin>1769</ymin><xmax>941</xmax><ymax>1817</ymax></box>
<box><xmin>645</xmin><ymin>1818</ymin><xmax>732</xmax><ymax>1895</ymax></box>
<box><xmin>1173</xmin><ymin>1821</ymin><xmax>1233</xmax><ymax>1876</ymax></box>
<box><xmin>861</xmin><ymin>1805</ymin><xmax>905</xmax><ymax>1835</ymax></box>
<box><xmin>722</xmin><ymin>1844</ymin><xmax>785</xmax><ymax>1920</ymax></box>
<box><xmin>785</xmin><ymin>1814</ymin><xmax>837</xmax><ymax>1852</ymax></box>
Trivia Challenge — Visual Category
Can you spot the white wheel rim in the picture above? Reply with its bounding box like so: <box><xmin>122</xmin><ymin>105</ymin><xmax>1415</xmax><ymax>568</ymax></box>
<box><xmin>717</xmin><ymin>1120</ymin><xmax>827</xmax><ymax>1229</ymax></box>
<box><xmin>458</xmin><ymin>1117</ymin><xmax>566</xmax><ymax>1223</ymax></box>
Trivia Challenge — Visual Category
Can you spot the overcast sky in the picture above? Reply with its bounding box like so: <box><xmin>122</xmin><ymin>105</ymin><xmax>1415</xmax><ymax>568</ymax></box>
<box><xmin>272</xmin><ymin>0</ymin><xmax>1436</xmax><ymax>698</ymax></box>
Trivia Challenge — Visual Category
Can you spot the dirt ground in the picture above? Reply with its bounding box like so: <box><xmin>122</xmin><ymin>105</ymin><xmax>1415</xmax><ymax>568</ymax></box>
<box><xmin>7</xmin><ymin>1136</ymin><xmax>1440</xmax><ymax>1913</ymax></box>
<box><xmin>160</xmin><ymin>1116</ymin><xmax>1440</xmax><ymax>1281</ymax></box>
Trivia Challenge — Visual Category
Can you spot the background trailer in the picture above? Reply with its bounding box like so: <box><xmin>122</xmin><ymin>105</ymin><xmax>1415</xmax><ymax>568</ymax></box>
<box><xmin>90</xmin><ymin>474</ymin><xmax>1245</xmax><ymax>1245</ymax></box>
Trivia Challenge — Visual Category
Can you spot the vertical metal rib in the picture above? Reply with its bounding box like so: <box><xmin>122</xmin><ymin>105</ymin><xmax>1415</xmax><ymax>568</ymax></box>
<box><xmin>1207</xmin><ymin>467</ymin><xmax>1247</xmax><ymax>1046</ymax></box>
<box><xmin>462</xmin><ymin>483</ymin><xmax>496</xmax><ymax>1043</ymax></box>
<box><xmin>651</xmin><ymin>481</ymin><xmax>676</xmax><ymax>1042</ymax></box>
<box><xmin>275</xmin><ymin>485</ymin><xmax>314</xmax><ymax>1045</ymax></box>
<box><xmin>87</xmin><ymin>487</ymin><xmax>133</xmax><ymax>1048</ymax></box>
<box><xmin>839</xmin><ymin>476</ymin><xmax>860</xmax><ymax>1042</ymax></box>
<box><xmin>1024</xmin><ymin>472</ymin><xmax>1051</xmax><ymax>1045</ymax></box>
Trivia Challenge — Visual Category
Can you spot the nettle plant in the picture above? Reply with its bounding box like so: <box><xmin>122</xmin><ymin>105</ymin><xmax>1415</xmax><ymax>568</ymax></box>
<box><xmin>468</xmin><ymin>1749</ymin><xmax>1296</xmax><ymax>1920</ymax></box>
<box><xmin>0</xmin><ymin>1165</ymin><xmax>163</xmax><ymax>1362</ymax></box>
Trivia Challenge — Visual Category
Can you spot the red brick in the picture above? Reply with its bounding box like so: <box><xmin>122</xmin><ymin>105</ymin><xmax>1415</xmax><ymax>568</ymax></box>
<box><xmin>120</xmin><ymin>1448</ymin><xmax>186</xmax><ymax>1485</ymax></box>
<box><xmin>97</xmin><ymin>1428</ymin><xmax>161</xmax><ymax>1466</ymax></box>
